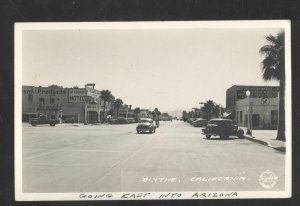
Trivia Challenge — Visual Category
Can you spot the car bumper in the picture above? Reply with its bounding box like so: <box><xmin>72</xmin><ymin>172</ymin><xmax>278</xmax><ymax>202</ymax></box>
<box><xmin>137</xmin><ymin>128</ymin><xmax>153</xmax><ymax>131</ymax></box>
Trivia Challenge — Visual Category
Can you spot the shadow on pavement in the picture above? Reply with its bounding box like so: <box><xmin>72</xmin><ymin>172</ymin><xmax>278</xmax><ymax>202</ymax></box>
<box><xmin>203</xmin><ymin>137</ymin><xmax>240</xmax><ymax>141</ymax></box>
<box><xmin>136</xmin><ymin>132</ymin><xmax>155</xmax><ymax>135</ymax></box>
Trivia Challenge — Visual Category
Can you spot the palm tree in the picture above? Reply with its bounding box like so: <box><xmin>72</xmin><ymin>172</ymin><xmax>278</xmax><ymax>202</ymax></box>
<box><xmin>153</xmin><ymin>108</ymin><xmax>161</xmax><ymax>127</ymax></box>
<box><xmin>259</xmin><ymin>31</ymin><xmax>285</xmax><ymax>141</ymax></box>
<box><xmin>100</xmin><ymin>90</ymin><xmax>115</xmax><ymax>122</ymax></box>
<box><xmin>153</xmin><ymin>108</ymin><xmax>161</xmax><ymax>120</ymax></box>
<box><xmin>200</xmin><ymin>100</ymin><xmax>217</xmax><ymax>120</ymax></box>
<box><xmin>133</xmin><ymin>107</ymin><xmax>141</xmax><ymax>122</ymax></box>
<box><xmin>182</xmin><ymin>110</ymin><xmax>188</xmax><ymax>121</ymax></box>
<box><xmin>114</xmin><ymin>98</ymin><xmax>123</xmax><ymax>118</ymax></box>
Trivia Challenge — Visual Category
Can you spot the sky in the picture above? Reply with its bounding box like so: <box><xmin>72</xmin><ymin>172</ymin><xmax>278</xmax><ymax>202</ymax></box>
<box><xmin>22</xmin><ymin>24</ymin><xmax>281</xmax><ymax>112</ymax></box>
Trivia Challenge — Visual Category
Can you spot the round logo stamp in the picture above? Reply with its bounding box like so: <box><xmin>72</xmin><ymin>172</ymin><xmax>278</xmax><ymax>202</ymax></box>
<box><xmin>259</xmin><ymin>170</ymin><xmax>278</xmax><ymax>189</ymax></box>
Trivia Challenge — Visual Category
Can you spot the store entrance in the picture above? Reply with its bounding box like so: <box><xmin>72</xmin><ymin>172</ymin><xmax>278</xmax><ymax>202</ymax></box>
<box><xmin>87</xmin><ymin>111</ymin><xmax>99</xmax><ymax>123</ymax></box>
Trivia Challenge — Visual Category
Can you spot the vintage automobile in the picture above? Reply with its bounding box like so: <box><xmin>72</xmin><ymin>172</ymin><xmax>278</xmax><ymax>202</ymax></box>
<box><xmin>109</xmin><ymin>118</ymin><xmax>119</xmax><ymax>124</ymax></box>
<box><xmin>136</xmin><ymin>118</ymin><xmax>156</xmax><ymax>134</ymax></box>
<box><xmin>187</xmin><ymin>118</ymin><xmax>197</xmax><ymax>124</ymax></box>
<box><xmin>118</xmin><ymin>117</ymin><xmax>129</xmax><ymax>124</ymax></box>
<box><xmin>202</xmin><ymin>118</ymin><xmax>244</xmax><ymax>139</ymax></box>
<box><xmin>192</xmin><ymin>118</ymin><xmax>208</xmax><ymax>127</ymax></box>
<box><xmin>29</xmin><ymin>115</ymin><xmax>58</xmax><ymax>126</ymax></box>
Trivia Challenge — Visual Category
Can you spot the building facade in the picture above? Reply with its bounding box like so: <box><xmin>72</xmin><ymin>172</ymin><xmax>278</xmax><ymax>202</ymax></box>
<box><xmin>114</xmin><ymin>104</ymin><xmax>134</xmax><ymax>119</ymax></box>
<box><xmin>226</xmin><ymin>85</ymin><xmax>279</xmax><ymax>129</ymax></box>
<box><xmin>22</xmin><ymin>84</ymin><xmax>112</xmax><ymax>123</ymax></box>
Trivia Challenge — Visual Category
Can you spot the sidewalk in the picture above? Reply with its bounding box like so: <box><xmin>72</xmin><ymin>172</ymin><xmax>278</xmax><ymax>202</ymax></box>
<box><xmin>240</xmin><ymin>127</ymin><xmax>286</xmax><ymax>153</ymax></box>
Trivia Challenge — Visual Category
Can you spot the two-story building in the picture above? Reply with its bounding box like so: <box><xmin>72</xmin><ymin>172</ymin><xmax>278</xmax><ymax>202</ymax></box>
<box><xmin>22</xmin><ymin>83</ymin><xmax>112</xmax><ymax>123</ymax></box>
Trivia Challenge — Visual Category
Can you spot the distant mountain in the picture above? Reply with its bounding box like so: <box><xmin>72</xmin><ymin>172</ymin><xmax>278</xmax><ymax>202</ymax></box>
<box><xmin>165</xmin><ymin>109</ymin><xmax>183</xmax><ymax>118</ymax></box>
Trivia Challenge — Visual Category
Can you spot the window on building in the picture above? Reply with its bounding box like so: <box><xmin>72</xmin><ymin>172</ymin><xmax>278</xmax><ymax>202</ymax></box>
<box><xmin>240</xmin><ymin>111</ymin><xmax>243</xmax><ymax>123</ymax></box>
<box><xmin>39</xmin><ymin>98</ymin><xmax>45</xmax><ymax>105</ymax></box>
<box><xmin>28</xmin><ymin>94</ymin><xmax>33</xmax><ymax>102</ymax></box>
<box><xmin>50</xmin><ymin>98</ymin><xmax>55</xmax><ymax>104</ymax></box>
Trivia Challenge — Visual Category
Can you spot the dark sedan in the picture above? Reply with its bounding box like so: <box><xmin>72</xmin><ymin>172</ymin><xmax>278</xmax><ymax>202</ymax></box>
<box><xmin>136</xmin><ymin>118</ymin><xmax>156</xmax><ymax>134</ymax></box>
<box><xmin>202</xmin><ymin>118</ymin><xmax>244</xmax><ymax>139</ymax></box>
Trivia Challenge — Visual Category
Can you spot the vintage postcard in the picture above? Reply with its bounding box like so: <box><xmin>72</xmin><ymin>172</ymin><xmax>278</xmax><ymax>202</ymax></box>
<box><xmin>15</xmin><ymin>20</ymin><xmax>291</xmax><ymax>200</ymax></box>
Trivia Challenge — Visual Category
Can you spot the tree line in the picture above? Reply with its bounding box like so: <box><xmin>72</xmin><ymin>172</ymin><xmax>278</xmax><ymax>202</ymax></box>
<box><xmin>99</xmin><ymin>90</ymin><xmax>164</xmax><ymax>123</ymax></box>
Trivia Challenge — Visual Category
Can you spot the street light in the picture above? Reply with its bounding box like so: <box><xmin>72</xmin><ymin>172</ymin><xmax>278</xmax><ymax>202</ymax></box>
<box><xmin>246</xmin><ymin>90</ymin><xmax>252</xmax><ymax>135</ymax></box>
<box><xmin>199</xmin><ymin>102</ymin><xmax>205</xmax><ymax>118</ymax></box>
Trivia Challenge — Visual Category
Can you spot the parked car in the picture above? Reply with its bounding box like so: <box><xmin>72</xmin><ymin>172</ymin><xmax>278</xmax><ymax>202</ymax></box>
<box><xmin>192</xmin><ymin>118</ymin><xmax>208</xmax><ymax>127</ymax></box>
<box><xmin>29</xmin><ymin>115</ymin><xmax>58</xmax><ymax>126</ymax></box>
<box><xmin>187</xmin><ymin>118</ymin><xmax>197</xmax><ymax>124</ymax></box>
<box><xmin>118</xmin><ymin>117</ymin><xmax>129</xmax><ymax>124</ymax></box>
<box><xmin>64</xmin><ymin>117</ymin><xmax>75</xmax><ymax>124</ymax></box>
<box><xmin>136</xmin><ymin>118</ymin><xmax>156</xmax><ymax>134</ymax></box>
<box><xmin>202</xmin><ymin>118</ymin><xmax>244</xmax><ymax>139</ymax></box>
<box><xmin>126</xmin><ymin>118</ymin><xmax>136</xmax><ymax>123</ymax></box>
<box><xmin>109</xmin><ymin>118</ymin><xmax>119</xmax><ymax>124</ymax></box>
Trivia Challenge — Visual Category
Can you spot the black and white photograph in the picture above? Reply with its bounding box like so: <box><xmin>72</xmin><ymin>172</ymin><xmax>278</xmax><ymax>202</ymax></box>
<box><xmin>14</xmin><ymin>21</ymin><xmax>291</xmax><ymax>200</ymax></box>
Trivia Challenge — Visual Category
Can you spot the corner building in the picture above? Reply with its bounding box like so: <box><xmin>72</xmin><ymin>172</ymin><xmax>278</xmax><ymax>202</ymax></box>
<box><xmin>22</xmin><ymin>84</ymin><xmax>111</xmax><ymax>123</ymax></box>
<box><xmin>226</xmin><ymin>85</ymin><xmax>280</xmax><ymax>129</ymax></box>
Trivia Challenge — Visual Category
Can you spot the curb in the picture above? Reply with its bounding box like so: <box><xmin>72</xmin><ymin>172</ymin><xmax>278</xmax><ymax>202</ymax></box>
<box><xmin>244</xmin><ymin>135</ymin><xmax>286</xmax><ymax>153</ymax></box>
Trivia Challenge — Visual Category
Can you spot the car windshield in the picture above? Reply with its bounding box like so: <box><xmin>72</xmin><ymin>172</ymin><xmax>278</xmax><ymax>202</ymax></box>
<box><xmin>140</xmin><ymin>119</ymin><xmax>153</xmax><ymax>123</ymax></box>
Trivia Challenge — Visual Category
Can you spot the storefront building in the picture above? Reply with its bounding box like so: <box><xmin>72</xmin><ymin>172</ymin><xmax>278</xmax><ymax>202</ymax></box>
<box><xmin>22</xmin><ymin>84</ymin><xmax>111</xmax><ymax>123</ymax></box>
<box><xmin>226</xmin><ymin>85</ymin><xmax>279</xmax><ymax>129</ymax></box>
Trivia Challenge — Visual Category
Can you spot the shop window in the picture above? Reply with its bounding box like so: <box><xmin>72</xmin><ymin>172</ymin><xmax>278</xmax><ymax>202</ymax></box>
<box><xmin>39</xmin><ymin>98</ymin><xmax>45</xmax><ymax>105</ymax></box>
<box><xmin>50</xmin><ymin>98</ymin><xmax>55</xmax><ymax>104</ymax></box>
<box><xmin>28</xmin><ymin>94</ymin><xmax>33</xmax><ymax>102</ymax></box>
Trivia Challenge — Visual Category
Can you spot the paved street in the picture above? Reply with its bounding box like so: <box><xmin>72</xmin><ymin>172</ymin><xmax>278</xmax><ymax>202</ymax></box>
<box><xmin>22</xmin><ymin>121</ymin><xmax>285</xmax><ymax>193</ymax></box>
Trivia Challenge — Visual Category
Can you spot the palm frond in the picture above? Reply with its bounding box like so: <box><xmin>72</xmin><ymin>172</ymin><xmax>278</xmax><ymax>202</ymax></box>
<box><xmin>277</xmin><ymin>31</ymin><xmax>285</xmax><ymax>45</ymax></box>
<box><xmin>262</xmin><ymin>67</ymin><xmax>277</xmax><ymax>81</ymax></box>
<box><xmin>265</xmin><ymin>34</ymin><xmax>279</xmax><ymax>46</ymax></box>
<box><xmin>261</xmin><ymin>56</ymin><xmax>278</xmax><ymax>70</ymax></box>
<box><xmin>259</xmin><ymin>45</ymin><xmax>279</xmax><ymax>55</ymax></box>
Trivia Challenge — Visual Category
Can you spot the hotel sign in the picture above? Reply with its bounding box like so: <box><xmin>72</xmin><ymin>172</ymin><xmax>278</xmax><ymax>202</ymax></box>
<box><xmin>69</xmin><ymin>89</ymin><xmax>87</xmax><ymax>102</ymax></box>
<box><xmin>236</xmin><ymin>86</ymin><xmax>279</xmax><ymax>99</ymax></box>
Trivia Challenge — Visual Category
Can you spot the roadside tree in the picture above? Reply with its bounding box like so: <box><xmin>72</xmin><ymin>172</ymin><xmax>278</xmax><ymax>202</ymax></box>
<box><xmin>114</xmin><ymin>98</ymin><xmax>123</xmax><ymax>118</ymax></box>
<box><xmin>200</xmin><ymin>100</ymin><xmax>221</xmax><ymax>120</ymax></box>
<box><xmin>100</xmin><ymin>90</ymin><xmax>115</xmax><ymax>122</ymax></box>
<box><xmin>133</xmin><ymin>107</ymin><xmax>141</xmax><ymax>122</ymax></box>
<box><xmin>259</xmin><ymin>31</ymin><xmax>285</xmax><ymax>141</ymax></box>
<box><xmin>182</xmin><ymin>110</ymin><xmax>188</xmax><ymax>121</ymax></box>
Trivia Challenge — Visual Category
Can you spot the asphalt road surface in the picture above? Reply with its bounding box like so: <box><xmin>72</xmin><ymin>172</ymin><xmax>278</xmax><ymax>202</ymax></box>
<box><xmin>22</xmin><ymin>121</ymin><xmax>285</xmax><ymax>193</ymax></box>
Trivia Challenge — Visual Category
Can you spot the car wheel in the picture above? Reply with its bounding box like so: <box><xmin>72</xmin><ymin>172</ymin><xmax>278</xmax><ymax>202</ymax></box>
<box><xmin>220</xmin><ymin>135</ymin><xmax>225</xmax><ymax>139</ymax></box>
<box><xmin>154</xmin><ymin>128</ymin><xmax>156</xmax><ymax>133</ymax></box>
<box><xmin>31</xmin><ymin>122</ymin><xmax>37</xmax><ymax>126</ymax></box>
<box><xmin>50</xmin><ymin>123</ymin><xmax>55</xmax><ymax>126</ymax></box>
<box><xmin>237</xmin><ymin>134</ymin><xmax>244</xmax><ymax>139</ymax></box>
<box><xmin>237</xmin><ymin>130</ymin><xmax>244</xmax><ymax>139</ymax></box>
<box><xmin>206</xmin><ymin>135</ymin><xmax>211</xmax><ymax>139</ymax></box>
<box><xmin>137</xmin><ymin>130</ymin><xmax>140</xmax><ymax>134</ymax></box>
